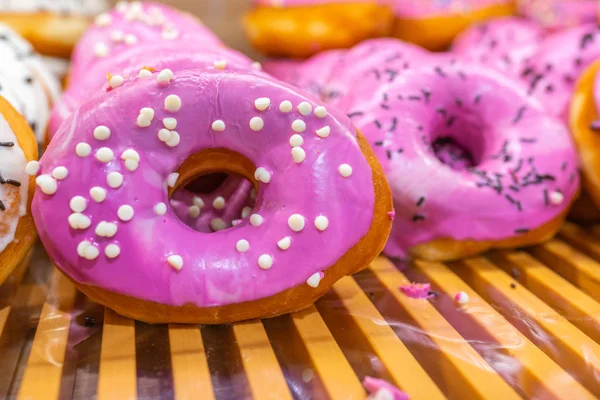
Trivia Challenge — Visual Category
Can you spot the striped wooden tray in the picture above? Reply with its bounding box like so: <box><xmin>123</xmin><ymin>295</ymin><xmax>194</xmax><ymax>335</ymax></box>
<box><xmin>2</xmin><ymin>221</ymin><xmax>600</xmax><ymax>399</ymax></box>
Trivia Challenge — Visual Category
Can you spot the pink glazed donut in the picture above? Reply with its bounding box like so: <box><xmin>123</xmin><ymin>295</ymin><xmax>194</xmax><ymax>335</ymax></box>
<box><xmin>518</xmin><ymin>0</ymin><xmax>598</xmax><ymax>31</ymax></box>
<box><xmin>33</xmin><ymin>66</ymin><xmax>392</xmax><ymax>323</ymax></box>
<box><xmin>452</xmin><ymin>17</ymin><xmax>545</xmax><ymax>78</ymax></box>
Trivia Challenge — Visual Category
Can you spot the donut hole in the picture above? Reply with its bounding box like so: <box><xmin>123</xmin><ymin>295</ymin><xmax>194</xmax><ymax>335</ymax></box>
<box><xmin>168</xmin><ymin>148</ymin><xmax>259</xmax><ymax>233</ymax></box>
<box><xmin>430</xmin><ymin>116</ymin><xmax>486</xmax><ymax>171</ymax></box>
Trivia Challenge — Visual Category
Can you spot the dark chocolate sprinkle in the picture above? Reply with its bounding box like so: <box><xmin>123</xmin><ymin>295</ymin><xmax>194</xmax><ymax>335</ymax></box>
<box><xmin>0</xmin><ymin>142</ymin><xmax>14</xmax><ymax>147</ymax></box>
<box><xmin>397</xmin><ymin>148</ymin><xmax>404</xmax><ymax>153</ymax></box>
<box><xmin>515</xmin><ymin>228</ymin><xmax>530</xmax><ymax>234</ymax></box>
<box><xmin>458</xmin><ymin>71</ymin><xmax>467</xmax><ymax>80</ymax></box>
<box><xmin>347</xmin><ymin>111</ymin><xmax>364</xmax><ymax>118</ymax></box>
<box><xmin>509</xmin><ymin>185</ymin><xmax>520</xmax><ymax>192</ymax></box>
<box><xmin>575</xmin><ymin>57</ymin><xmax>583</xmax><ymax>66</ymax></box>
<box><xmin>520</xmin><ymin>137</ymin><xmax>537</xmax><ymax>143</ymax></box>
<box><xmin>397</xmin><ymin>94</ymin><xmax>404</xmax><ymax>101</ymax></box>
<box><xmin>408</xmin><ymin>95</ymin><xmax>421</xmax><ymax>101</ymax></box>
<box><xmin>434</xmin><ymin>66</ymin><xmax>446</xmax><ymax>78</ymax></box>
<box><xmin>380</xmin><ymin>103</ymin><xmax>390</xmax><ymax>110</ymax></box>
<box><xmin>386</xmin><ymin>150</ymin><xmax>392</xmax><ymax>159</ymax></box>
<box><xmin>428</xmin><ymin>291</ymin><xmax>439</xmax><ymax>299</ymax></box>
<box><xmin>545</xmin><ymin>84</ymin><xmax>553</xmax><ymax>93</ymax></box>
<box><xmin>543</xmin><ymin>189</ymin><xmax>549</xmax><ymax>205</ymax></box>
<box><xmin>412</xmin><ymin>215</ymin><xmax>425</xmax><ymax>222</ymax></box>
<box><xmin>30</xmin><ymin>122</ymin><xmax>37</xmax><ymax>132</ymax></box>
<box><xmin>474</xmin><ymin>94</ymin><xmax>482</xmax><ymax>104</ymax></box>
<box><xmin>368</xmin><ymin>69</ymin><xmax>381</xmax><ymax>80</ymax></box>
<box><xmin>436</xmin><ymin>107</ymin><xmax>447</xmax><ymax>117</ymax></box>
<box><xmin>0</xmin><ymin>201</ymin><xmax>4</xmax><ymax>211</ymax></box>
<box><xmin>385</xmin><ymin>69</ymin><xmax>399</xmax><ymax>82</ymax></box>
<box><xmin>374</xmin><ymin>141</ymin><xmax>384</xmax><ymax>146</ymax></box>
<box><xmin>528</xmin><ymin>74</ymin><xmax>544</xmax><ymax>94</ymax></box>
<box><xmin>521</xmin><ymin>67</ymin><xmax>533</xmax><ymax>77</ymax></box>
<box><xmin>385</xmin><ymin>53</ymin><xmax>402</xmax><ymax>63</ymax></box>
<box><xmin>416</xmin><ymin>197</ymin><xmax>425</xmax><ymax>207</ymax></box>
<box><xmin>504</xmin><ymin>194</ymin><xmax>516</xmax><ymax>204</ymax></box>
<box><xmin>561</xmin><ymin>161</ymin><xmax>568</xmax><ymax>171</ymax></box>
<box><xmin>417</xmin><ymin>125</ymin><xmax>423</xmax><ymax>131</ymax></box>
<box><xmin>455</xmin><ymin>98</ymin><xmax>463</xmax><ymax>107</ymax></box>
<box><xmin>580</xmin><ymin>32</ymin><xmax>595</xmax><ymax>49</ymax></box>
<box><xmin>446</xmin><ymin>116</ymin><xmax>456</xmax><ymax>128</ymax></box>
<box><xmin>545</xmin><ymin>63</ymin><xmax>553</xmax><ymax>72</ymax></box>
<box><xmin>374</xmin><ymin>120</ymin><xmax>382</xmax><ymax>129</ymax></box>
<box><xmin>510</xmin><ymin>283</ymin><xmax>517</xmax><ymax>289</ymax></box>
<box><xmin>421</xmin><ymin>89</ymin><xmax>431</xmax><ymax>103</ymax></box>
<box><xmin>389</xmin><ymin>117</ymin><xmax>397</xmax><ymax>132</ymax></box>
<box><xmin>513</xmin><ymin>106</ymin><xmax>526</xmax><ymax>124</ymax></box>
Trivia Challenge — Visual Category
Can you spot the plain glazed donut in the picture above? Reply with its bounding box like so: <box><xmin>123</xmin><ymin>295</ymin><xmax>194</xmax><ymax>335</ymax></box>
<box><xmin>0</xmin><ymin>23</ymin><xmax>60</xmax><ymax>144</ymax></box>
<box><xmin>390</xmin><ymin>0</ymin><xmax>515</xmax><ymax>51</ymax></box>
<box><xmin>570</xmin><ymin>60</ymin><xmax>600</xmax><ymax>209</ymax></box>
<box><xmin>518</xmin><ymin>0</ymin><xmax>598</xmax><ymax>31</ymax></box>
<box><xmin>0</xmin><ymin>96</ymin><xmax>38</xmax><ymax>285</ymax></box>
<box><xmin>452</xmin><ymin>17</ymin><xmax>545</xmax><ymax>79</ymax></box>
<box><xmin>34</xmin><ymin>67</ymin><xmax>392</xmax><ymax>324</ymax></box>
<box><xmin>0</xmin><ymin>0</ymin><xmax>109</xmax><ymax>57</ymax></box>
<box><xmin>244</xmin><ymin>1</ymin><xmax>394</xmax><ymax>58</ymax></box>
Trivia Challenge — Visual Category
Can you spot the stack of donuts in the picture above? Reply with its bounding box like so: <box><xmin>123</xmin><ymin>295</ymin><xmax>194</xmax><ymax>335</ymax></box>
<box><xmin>267</xmin><ymin>35</ymin><xmax>581</xmax><ymax>261</ymax></box>
<box><xmin>30</xmin><ymin>2</ymin><xmax>393</xmax><ymax>324</ymax></box>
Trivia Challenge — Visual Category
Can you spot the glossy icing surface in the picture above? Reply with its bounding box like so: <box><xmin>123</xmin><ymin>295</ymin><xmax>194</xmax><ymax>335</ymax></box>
<box><xmin>0</xmin><ymin>23</ymin><xmax>59</xmax><ymax>142</ymax></box>
<box><xmin>36</xmin><ymin>2</ymin><xmax>376</xmax><ymax>307</ymax></box>
<box><xmin>0</xmin><ymin>114</ymin><xmax>28</xmax><ymax>252</ymax></box>
<box><xmin>271</xmin><ymin>39</ymin><xmax>579</xmax><ymax>258</ymax></box>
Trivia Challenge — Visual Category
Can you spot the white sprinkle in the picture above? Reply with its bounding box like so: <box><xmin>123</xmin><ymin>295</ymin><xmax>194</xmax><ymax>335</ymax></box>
<box><xmin>68</xmin><ymin>213</ymin><xmax>91</xmax><ymax>229</ymax></box>
<box><xmin>316</xmin><ymin>126</ymin><xmax>330</xmax><ymax>138</ymax></box>
<box><xmin>118</xmin><ymin>205</ymin><xmax>134</xmax><ymax>221</ymax></box>
<box><xmin>188</xmin><ymin>205</ymin><xmax>200</xmax><ymax>218</ymax></box>
<box><xmin>90</xmin><ymin>187</ymin><xmax>107</xmax><ymax>202</ymax></box>
<box><xmin>70</xmin><ymin>196</ymin><xmax>87</xmax><ymax>212</ymax></box>
<box><xmin>77</xmin><ymin>240</ymin><xmax>91</xmax><ymax>257</ymax></box>
<box><xmin>193</xmin><ymin>196</ymin><xmax>205</xmax><ymax>208</ymax></box>
<box><xmin>249</xmin><ymin>117</ymin><xmax>264</xmax><ymax>131</ymax></box>
<box><xmin>288</xmin><ymin>214</ymin><xmax>305</xmax><ymax>232</ymax></box>
<box><xmin>35</xmin><ymin>175</ymin><xmax>57</xmax><ymax>195</ymax></box>
<box><xmin>291</xmin><ymin>147</ymin><xmax>306</xmax><ymax>163</ymax></box>
<box><xmin>95</xmin><ymin>221</ymin><xmax>118</xmax><ymax>237</ymax></box>
<box><xmin>211</xmin><ymin>218</ymin><xmax>228</xmax><ymax>231</ymax></box>
<box><xmin>157</xmin><ymin>69</ymin><xmax>173</xmax><ymax>85</ymax></box>
<box><xmin>236</xmin><ymin>239</ymin><xmax>250</xmax><ymax>253</ymax></box>
<box><xmin>124</xmin><ymin>34</ymin><xmax>138</xmax><ymax>45</ymax></box>
<box><xmin>250</xmin><ymin>214</ymin><xmax>264</xmax><ymax>227</ymax></box>
<box><xmin>254</xmin><ymin>167</ymin><xmax>271</xmax><ymax>183</ymax></box>
<box><xmin>121</xmin><ymin>149</ymin><xmax>140</xmax><ymax>162</ymax></box>
<box><xmin>162</xmin><ymin>27</ymin><xmax>179</xmax><ymax>40</ymax></box>
<box><xmin>289</xmin><ymin>134</ymin><xmax>303</xmax><ymax>147</ymax></box>
<box><xmin>83</xmin><ymin>244</ymin><xmax>100</xmax><ymax>260</ymax></box>
<box><xmin>164</xmin><ymin>94</ymin><xmax>182</xmax><ymax>112</ymax></box>
<box><xmin>139</xmin><ymin>68</ymin><xmax>153</xmax><ymax>78</ymax></box>
<box><xmin>241</xmin><ymin>206</ymin><xmax>252</xmax><ymax>219</ymax></box>
<box><xmin>94</xmin><ymin>125</ymin><xmax>111</xmax><ymax>140</ymax></box>
<box><xmin>279</xmin><ymin>101</ymin><xmax>293</xmax><ymax>113</ymax></box>
<box><xmin>167</xmin><ymin>255</ymin><xmax>183</xmax><ymax>270</ymax></box>
<box><xmin>292</xmin><ymin>120</ymin><xmax>306</xmax><ymax>133</ymax></box>
<box><xmin>154</xmin><ymin>202</ymin><xmax>167</xmax><ymax>215</ymax></box>
<box><xmin>125</xmin><ymin>159</ymin><xmax>139</xmax><ymax>171</ymax></box>
<box><xmin>163</xmin><ymin>118</ymin><xmax>177</xmax><ymax>130</ymax></box>
<box><xmin>110</xmin><ymin>30</ymin><xmax>124</xmax><ymax>42</ymax></box>
<box><xmin>306</xmin><ymin>272</ymin><xmax>322</xmax><ymax>288</ymax></box>
<box><xmin>94</xmin><ymin>42</ymin><xmax>108</xmax><ymax>58</ymax></box>
<box><xmin>52</xmin><ymin>166</ymin><xmax>68</xmax><ymax>180</ymax></box>
<box><xmin>339</xmin><ymin>164</ymin><xmax>352</xmax><ymax>177</ymax></box>
<box><xmin>251</xmin><ymin>61</ymin><xmax>262</xmax><ymax>70</ymax></box>
<box><xmin>105</xmin><ymin>244</ymin><xmax>121</xmax><ymax>259</ymax></box>
<box><xmin>167</xmin><ymin>172</ymin><xmax>179</xmax><ymax>187</ymax></box>
<box><xmin>254</xmin><ymin>98</ymin><xmax>271</xmax><ymax>111</ymax></box>
<box><xmin>95</xmin><ymin>13</ymin><xmax>112</xmax><ymax>27</ymax></box>
<box><xmin>212</xmin><ymin>120</ymin><xmax>225</xmax><ymax>132</ymax></box>
<box><xmin>550</xmin><ymin>191</ymin><xmax>564</xmax><ymax>205</ymax></box>
<box><xmin>158</xmin><ymin>129</ymin><xmax>172</xmax><ymax>142</ymax></box>
<box><xmin>166</xmin><ymin>131</ymin><xmax>180</xmax><ymax>147</ymax></box>
<box><xmin>140</xmin><ymin>107</ymin><xmax>155</xmax><ymax>120</ymax></box>
<box><xmin>277</xmin><ymin>236</ymin><xmax>291</xmax><ymax>250</ymax></box>
<box><xmin>25</xmin><ymin>161</ymin><xmax>40</xmax><ymax>176</ymax></box>
<box><xmin>455</xmin><ymin>291</ymin><xmax>469</xmax><ymax>305</ymax></box>
<box><xmin>213</xmin><ymin>60</ymin><xmax>227</xmax><ymax>69</ymax></box>
<box><xmin>76</xmin><ymin>142</ymin><xmax>92</xmax><ymax>157</ymax></box>
<box><xmin>315</xmin><ymin>215</ymin><xmax>329</xmax><ymax>231</ymax></box>
<box><xmin>96</xmin><ymin>147</ymin><xmax>114</xmax><ymax>163</ymax></box>
<box><xmin>298</xmin><ymin>101</ymin><xmax>312</xmax><ymax>116</ymax></box>
<box><xmin>314</xmin><ymin>106</ymin><xmax>327</xmax><ymax>118</ymax></box>
<box><xmin>107</xmin><ymin>172</ymin><xmax>124</xmax><ymax>188</ymax></box>
<box><xmin>109</xmin><ymin>75</ymin><xmax>124</xmax><ymax>89</ymax></box>
<box><xmin>137</xmin><ymin>115</ymin><xmax>151</xmax><ymax>128</ymax></box>
<box><xmin>232</xmin><ymin>219</ymin><xmax>242</xmax><ymax>226</ymax></box>
<box><xmin>258</xmin><ymin>254</ymin><xmax>273</xmax><ymax>270</ymax></box>
<box><xmin>213</xmin><ymin>196</ymin><xmax>226</xmax><ymax>210</ymax></box>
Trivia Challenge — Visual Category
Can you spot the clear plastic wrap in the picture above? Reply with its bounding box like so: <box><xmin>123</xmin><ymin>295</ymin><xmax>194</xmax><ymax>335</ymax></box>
<box><xmin>2</xmin><ymin>221</ymin><xmax>600</xmax><ymax>399</ymax></box>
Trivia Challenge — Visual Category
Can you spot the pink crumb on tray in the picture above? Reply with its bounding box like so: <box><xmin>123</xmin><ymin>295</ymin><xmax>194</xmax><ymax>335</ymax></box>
<box><xmin>399</xmin><ymin>283</ymin><xmax>433</xmax><ymax>299</ymax></box>
<box><xmin>363</xmin><ymin>377</ymin><xmax>409</xmax><ymax>400</ymax></box>
<box><xmin>387</xmin><ymin>210</ymin><xmax>396</xmax><ymax>220</ymax></box>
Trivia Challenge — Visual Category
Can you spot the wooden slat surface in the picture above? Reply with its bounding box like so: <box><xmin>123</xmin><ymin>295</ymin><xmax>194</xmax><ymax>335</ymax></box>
<box><xmin>413</xmin><ymin>259</ymin><xmax>595</xmax><ymax>399</ymax></box>
<box><xmin>331</xmin><ymin>276</ymin><xmax>446</xmax><ymax>400</ymax></box>
<box><xmin>369</xmin><ymin>257</ymin><xmax>521</xmax><ymax>400</ymax></box>
<box><xmin>17</xmin><ymin>268</ymin><xmax>77</xmax><ymax>400</ymax></box>
<box><xmin>455</xmin><ymin>257</ymin><xmax>600</xmax><ymax>396</ymax></box>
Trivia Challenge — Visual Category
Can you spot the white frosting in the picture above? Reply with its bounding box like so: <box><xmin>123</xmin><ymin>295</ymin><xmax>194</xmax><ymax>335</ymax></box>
<box><xmin>0</xmin><ymin>113</ymin><xmax>28</xmax><ymax>252</ymax></box>
<box><xmin>0</xmin><ymin>23</ymin><xmax>60</xmax><ymax>142</ymax></box>
<box><xmin>0</xmin><ymin>0</ymin><xmax>108</xmax><ymax>16</ymax></box>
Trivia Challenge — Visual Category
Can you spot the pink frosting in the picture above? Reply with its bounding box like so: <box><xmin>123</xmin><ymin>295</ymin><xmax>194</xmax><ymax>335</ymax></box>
<box><xmin>519</xmin><ymin>0</ymin><xmax>598</xmax><ymax>30</ymax></box>
<box><xmin>35</xmin><ymin>3</ymin><xmax>378</xmax><ymax>308</ymax></box>
<box><xmin>363</xmin><ymin>377</ymin><xmax>410</xmax><ymax>400</ymax></box>
<box><xmin>399</xmin><ymin>283</ymin><xmax>433</xmax><ymax>299</ymax></box>
<box><xmin>452</xmin><ymin>17</ymin><xmax>545</xmax><ymax>78</ymax></box>
<box><xmin>520</xmin><ymin>24</ymin><xmax>600</xmax><ymax>120</ymax></box>
<box><xmin>271</xmin><ymin>39</ymin><xmax>580</xmax><ymax>259</ymax></box>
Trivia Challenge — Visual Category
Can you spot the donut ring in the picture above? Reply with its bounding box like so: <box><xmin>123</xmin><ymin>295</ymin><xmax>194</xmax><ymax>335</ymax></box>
<box><xmin>0</xmin><ymin>96</ymin><xmax>38</xmax><ymax>285</ymax></box>
<box><xmin>34</xmin><ymin>69</ymin><xmax>392</xmax><ymax>324</ymax></box>
<box><xmin>244</xmin><ymin>2</ymin><xmax>394</xmax><ymax>58</ymax></box>
<box><xmin>390</xmin><ymin>0</ymin><xmax>515</xmax><ymax>51</ymax></box>
<box><xmin>0</xmin><ymin>0</ymin><xmax>109</xmax><ymax>57</ymax></box>
<box><xmin>570</xmin><ymin>60</ymin><xmax>600</xmax><ymax>209</ymax></box>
